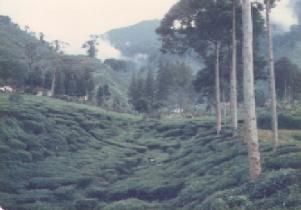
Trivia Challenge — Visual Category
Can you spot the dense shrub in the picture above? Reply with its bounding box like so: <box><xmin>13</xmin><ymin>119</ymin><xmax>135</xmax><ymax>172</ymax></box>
<box><xmin>74</xmin><ymin>199</ymin><xmax>98</xmax><ymax>210</ymax></box>
<box><xmin>265</xmin><ymin>153</ymin><xmax>301</xmax><ymax>169</ymax></box>
<box><xmin>103</xmin><ymin>199</ymin><xmax>160</xmax><ymax>210</ymax></box>
<box><xmin>9</xmin><ymin>94</ymin><xmax>24</xmax><ymax>103</ymax></box>
<box><xmin>258</xmin><ymin>112</ymin><xmax>301</xmax><ymax>129</ymax></box>
<box><xmin>86</xmin><ymin>187</ymin><xmax>106</xmax><ymax>199</ymax></box>
<box><xmin>28</xmin><ymin>178</ymin><xmax>61</xmax><ymax>190</ymax></box>
<box><xmin>250</xmin><ymin>169</ymin><xmax>299</xmax><ymax>199</ymax></box>
<box><xmin>205</xmin><ymin>197</ymin><xmax>230</xmax><ymax>210</ymax></box>
<box><xmin>226</xmin><ymin>196</ymin><xmax>251</xmax><ymax>209</ymax></box>
<box><xmin>53</xmin><ymin>186</ymin><xmax>75</xmax><ymax>201</ymax></box>
<box><xmin>76</xmin><ymin>177</ymin><xmax>94</xmax><ymax>189</ymax></box>
<box><xmin>22</xmin><ymin>120</ymin><xmax>45</xmax><ymax>135</ymax></box>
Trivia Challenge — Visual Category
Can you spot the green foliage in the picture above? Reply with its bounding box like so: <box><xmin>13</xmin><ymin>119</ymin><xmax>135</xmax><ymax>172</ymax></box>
<box><xmin>0</xmin><ymin>94</ymin><xmax>300</xmax><ymax>210</ymax></box>
<box><xmin>85</xmin><ymin>187</ymin><xmax>106</xmax><ymax>199</ymax></box>
<box><xmin>249</xmin><ymin>169</ymin><xmax>299</xmax><ymax>199</ymax></box>
<box><xmin>74</xmin><ymin>199</ymin><xmax>98</xmax><ymax>210</ymax></box>
<box><xmin>28</xmin><ymin>178</ymin><xmax>61</xmax><ymax>190</ymax></box>
<box><xmin>157</xmin><ymin>0</ymin><xmax>267</xmax><ymax>108</ymax></box>
<box><xmin>0</xmin><ymin>16</ymin><xmax>130</xmax><ymax>111</ymax></box>
<box><xmin>104</xmin><ymin>59</ymin><xmax>129</xmax><ymax>72</ymax></box>
<box><xmin>128</xmin><ymin>60</ymin><xmax>195</xmax><ymax>113</ymax></box>
<box><xmin>103</xmin><ymin>199</ymin><xmax>160</xmax><ymax>210</ymax></box>
<box><xmin>96</xmin><ymin>84</ymin><xmax>111</xmax><ymax>106</ymax></box>
<box><xmin>9</xmin><ymin>94</ymin><xmax>24</xmax><ymax>103</ymax></box>
<box><xmin>265</xmin><ymin>152</ymin><xmax>301</xmax><ymax>170</ymax></box>
<box><xmin>134</xmin><ymin>98</ymin><xmax>149</xmax><ymax>113</ymax></box>
<box><xmin>256</xmin><ymin>90</ymin><xmax>266</xmax><ymax>107</ymax></box>
<box><xmin>82</xmin><ymin>37</ymin><xmax>98</xmax><ymax>58</ymax></box>
<box><xmin>258</xmin><ymin>112</ymin><xmax>301</xmax><ymax>129</ymax></box>
<box><xmin>275</xmin><ymin>57</ymin><xmax>301</xmax><ymax>101</ymax></box>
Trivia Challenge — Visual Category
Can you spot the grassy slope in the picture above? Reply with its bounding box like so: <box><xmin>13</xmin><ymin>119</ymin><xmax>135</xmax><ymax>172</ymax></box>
<box><xmin>0</xmin><ymin>94</ymin><xmax>300</xmax><ymax>210</ymax></box>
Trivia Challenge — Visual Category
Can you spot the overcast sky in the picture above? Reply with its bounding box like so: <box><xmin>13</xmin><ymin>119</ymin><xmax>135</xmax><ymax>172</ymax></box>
<box><xmin>0</xmin><ymin>0</ymin><xmax>298</xmax><ymax>58</ymax></box>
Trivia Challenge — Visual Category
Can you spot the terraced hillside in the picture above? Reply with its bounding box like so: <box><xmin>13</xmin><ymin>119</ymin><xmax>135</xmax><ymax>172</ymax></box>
<box><xmin>0</xmin><ymin>94</ymin><xmax>300</xmax><ymax>210</ymax></box>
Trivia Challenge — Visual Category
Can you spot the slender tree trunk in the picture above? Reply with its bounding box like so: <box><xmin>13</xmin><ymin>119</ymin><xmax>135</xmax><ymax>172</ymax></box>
<box><xmin>215</xmin><ymin>42</ymin><xmax>222</xmax><ymax>135</ymax></box>
<box><xmin>50</xmin><ymin>70</ymin><xmax>57</xmax><ymax>96</ymax></box>
<box><xmin>284</xmin><ymin>80</ymin><xmax>287</xmax><ymax>103</ymax></box>
<box><xmin>266</xmin><ymin>1</ymin><xmax>279</xmax><ymax>152</ymax></box>
<box><xmin>242</xmin><ymin>0</ymin><xmax>262</xmax><ymax>180</ymax></box>
<box><xmin>222</xmin><ymin>86</ymin><xmax>227</xmax><ymax>127</ymax></box>
<box><xmin>288</xmin><ymin>86</ymin><xmax>291</xmax><ymax>104</ymax></box>
<box><xmin>230</xmin><ymin>0</ymin><xmax>238</xmax><ymax>135</ymax></box>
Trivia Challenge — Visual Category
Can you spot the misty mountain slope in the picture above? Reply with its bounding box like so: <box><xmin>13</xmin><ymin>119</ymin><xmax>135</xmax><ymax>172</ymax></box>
<box><xmin>0</xmin><ymin>94</ymin><xmax>300</xmax><ymax>210</ymax></box>
<box><xmin>104</xmin><ymin>19</ymin><xmax>203</xmax><ymax>73</ymax></box>
<box><xmin>104</xmin><ymin>20</ymin><xmax>161</xmax><ymax>57</ymax></box>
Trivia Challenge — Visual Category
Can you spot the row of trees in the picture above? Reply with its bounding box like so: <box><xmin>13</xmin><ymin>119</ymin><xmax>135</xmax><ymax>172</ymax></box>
<box><xmin>157</xmin><ymin>0</ymin><xmax>284</xmax><ymax>180</ymax></box>
<box><xmin>21</xmin><ymin>37</ymin><xmax>96</xmax><ymax>98</ymax></box>
<box><xmin>193</xmin><ymin>55</ymin><xmax>301</xmax><ymax>108</ymax></box>
<box><xmin>275</xmin><ymin>57</ymin><xmax>301</xmax><ymax>102</ymax></box>
<box><xmin>51</xmin><ymin>59</ymin><xmax>95</xmax><ymax>98</ymax></box>
<box><xmin>0</xmin><ymin>17</ymin><xmax>99</xmax><ymax>100</ymax></box>
<box><xmin>157</xmin><ymin>0</ymin><xmax>266</xmax><ymax>134</ymax></box>
<box><xmin>128</xmin><ymin>61</ymin><xmax>195</xmax><ymax>113</ymax></box>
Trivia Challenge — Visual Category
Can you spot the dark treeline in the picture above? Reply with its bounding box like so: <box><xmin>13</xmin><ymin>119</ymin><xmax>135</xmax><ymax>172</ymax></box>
<box><xmin>0</xmin><ymin>16</ymin><xmax>117</xmax><ymax>105</ymax></box>
<box><xmin>275</xmin><ymin>57</ymin><xmax>301</xmax><ymax>103</ymax></box>
<box><xmin>128</xmin><ymin>60</ymin><xmax>195</xmax><ymax>114</ymax></box>
<box><xmin>0</xmin><ymin>16</ymin><xmax>95</xmax><ymax>97</ymax></box>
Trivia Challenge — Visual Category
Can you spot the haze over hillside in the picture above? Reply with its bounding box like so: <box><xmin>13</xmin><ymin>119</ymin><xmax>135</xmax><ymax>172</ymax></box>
<box><xmin>104</xmin><ymin>20</ymin><xmax>161</xmax><ymax>58</ymax></box>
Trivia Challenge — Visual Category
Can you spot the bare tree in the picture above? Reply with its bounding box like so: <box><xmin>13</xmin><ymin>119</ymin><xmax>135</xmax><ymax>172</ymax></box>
<box><xmin>48</xmin><ymin>40</ymin><xmax>68</xmax><ymax>96</ymax></box>
<box><xmin>230</xmin><ymin>0</ymin><xmax>238</xmax><ymax>135</ymax></box>
<box><xmin>242</xmin><ymin>0</ymin><xmax>262</xmax><ymax>180</ymax></box>
<box><xmin>215</xmin><ymin>42</ymin><xmax>222</xmax><ymax>135</ymax></box>
<box><xmin>265</xmin><ymin>0</ymin><xmax>279</xmax><ymax>152</ymax></box>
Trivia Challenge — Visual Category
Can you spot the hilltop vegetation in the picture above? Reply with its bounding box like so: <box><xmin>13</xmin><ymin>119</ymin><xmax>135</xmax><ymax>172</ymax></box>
<box><xmin>0</xmin><ymin>16</ymin><xmax>130</xmax><ymax>111</ymax></box>
<box><xmin>0</xmin><ymin>94</ymin><xmax>300</xmax><ymax>210</ymax></box>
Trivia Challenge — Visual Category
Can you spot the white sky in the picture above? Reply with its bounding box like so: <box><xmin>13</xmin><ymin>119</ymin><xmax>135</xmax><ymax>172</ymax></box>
<box><xmin>0</xmin><ymin>0</ymin><xmax>297</xmax><ymax>58</ymax></box>
<box><xmin>271</xmin><ymin>0</ymin><xmax>298</xmax><ymax>28</ymax></box>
